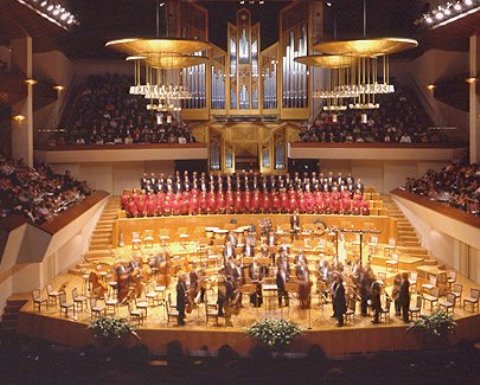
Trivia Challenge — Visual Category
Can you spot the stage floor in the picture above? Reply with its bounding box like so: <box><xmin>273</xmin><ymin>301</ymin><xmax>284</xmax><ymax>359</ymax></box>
<box><xmin>17</xmin><ymin>264</ymin><xmax>480</xmax><ymax>357</ymax></box>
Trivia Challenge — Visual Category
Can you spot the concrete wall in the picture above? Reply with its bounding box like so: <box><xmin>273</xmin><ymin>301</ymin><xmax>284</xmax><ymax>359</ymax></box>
<box><xmin>0</xmin><ymin>197</ymin><xmax>107</xmax><ymax>314</ymax></box>
<box><xmin>394</xmin><ymin>195</ymin><xmax>480</xmax><ymax>284</ymax></box>
<box><xmin>392</xmin><ymin>49</ymin><xmax>469</xmax><ymax>141</ymax></box>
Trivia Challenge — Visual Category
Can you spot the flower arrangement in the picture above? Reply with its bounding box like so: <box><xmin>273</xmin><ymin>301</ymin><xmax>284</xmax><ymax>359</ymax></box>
<box><xmin>408</xmin><ymin>310</ymin><xmax>456</xmax><ymax>343</ymax></box>
<box><xmin>88</xmin><ymin>316</ymin><xmax>138</xmax><ymax>342</ymax></box>
<box><xmin>246</xmin><ymin>319</ymin><xmax>303</xmax><ymax>350</ymax></box>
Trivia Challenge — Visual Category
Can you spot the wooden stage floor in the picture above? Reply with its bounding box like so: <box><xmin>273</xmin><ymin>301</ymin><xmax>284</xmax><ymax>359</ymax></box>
<box><xmin>17</xmin><ymin>264</ymin><xmax>480</xmax><ymax>357</ymax></box>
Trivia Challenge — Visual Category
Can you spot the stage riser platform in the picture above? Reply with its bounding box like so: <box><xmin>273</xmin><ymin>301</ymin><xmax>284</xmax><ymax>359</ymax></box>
<box><xmin>115</xmin><ymin>214</ymin><xmax>396</xmax><ymax>246</ymax></box>
<box><xmin>16</xmin><ymin>311</ymin><xmax>480</xmax><ymax>357</ymax></box>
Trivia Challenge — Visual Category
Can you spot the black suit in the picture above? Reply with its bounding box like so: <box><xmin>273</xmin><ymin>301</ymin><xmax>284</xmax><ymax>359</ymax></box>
<box><xmin>371</xmin><ymin>281</ymin><xmax>382</xmax><ymax>323</ymax></box>
<box><xmin>399</xmin><ymin>280</ymin><xmax>410</xmax><ymax>322</ymax></box>
<box><xmin>176</xmin><ymin>281</ymin><xmax>186</xmax><ymax>325</ymax></box>
<box><xmin>276</xmin><ymin>270</ymin><xmax>289</xmax><ymax>307</ymax></box>
<box><xmin>332</xmin><ymin>281</ymin><xmax>347</xmax><ymax>326</ymax></box>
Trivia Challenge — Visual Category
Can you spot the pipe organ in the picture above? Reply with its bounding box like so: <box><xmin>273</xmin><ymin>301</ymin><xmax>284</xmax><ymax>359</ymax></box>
<box><xmin>179</xmin><ymin>2</ymin><xmax>314</xmax><ymax>120</ymax></box>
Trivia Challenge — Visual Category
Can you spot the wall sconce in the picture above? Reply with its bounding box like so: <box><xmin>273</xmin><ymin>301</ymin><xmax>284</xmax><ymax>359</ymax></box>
<box><xmin>53</xmin><ymin>85</ymin><xmax>65</xmax><ymax>92</ymax></box>
<box><xmin>12</xmin><ymin>114</ymin><xmax>26</xmax><ymax>124</ymax></box>
<box><xmin>426</xmin><ymin>84</ymin><xmax>436</xmax><ymax>92</ymax></box>
<box><xmin>465</xmin><ymin>77</ymin><xmax>478</xmax><ymax>84</ymax></box>
<box><xmin>24</xmin><ymin>78</ymin><xmax>38</xmax><ymax>86</ymax></box>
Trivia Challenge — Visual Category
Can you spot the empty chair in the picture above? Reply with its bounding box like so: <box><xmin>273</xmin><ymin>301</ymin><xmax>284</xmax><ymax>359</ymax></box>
<box><xmin>166</xmin><ymin>300</ymin><xmax>179</xmax><ymax>325</ymax></box>
<box><xmin>423</xmin><ymin>287</ymin><xmax>439</xmax><ymax>311</ymax></box>
<box><xmin>344</xmin><ymin>298</ymin><xmax>356</xmax><ymax>324</ymax></box>
<box><xmin>447</xmin><ymin>271</ymin><xmax>457</xmax><ymax>289</ymax></box>
<box><xmin>135</xmin><ymin>296</ymin><xmax>149</xmax><ymax>317</ymax></box>
<box><xmin>32</xmin><ymin>289</ymin><xmax>47</xmax><ymax>312</ymax></box>
<box><xmin>463</xmin><ymin>288</ymin><xmax>480</xmax><ymax>313</ymax></box>
<box><xmin>131</xmin><ymin>232</ymin><xmax>142</xmax><ymax>250</ymax></box>
<box><xmin>72</xmin><ymin>288</ymin><xmax>88</xmax><ymax>312</ymax></box>
<box><xmin>439</xmin><ymin>293</ymin><xmax>456</xmax><ymax>314</ymax></box>
<box><xmin>385</xmin><ymin>252</ymin><xmax>399</xmax><ymax>272</ymax></box>
<box><xmin>143</xmin><ymin>230</ymin><xmax>155</xmax><ymax>248</ymax></box>
<box><xmin>450</xmin><ymin>283</ymin><xmax>463</xmax><ymax>307</ymax></box>
<box><xmin>409</xmin><ymin>295</ymin><xmax>422</xmax><ymax>320</ymax></box>
<box><xmin>145</xmin><ymin>284</ymin><xmax>159</xmax><ymax>306</ymax></box>
<box><xmin>128</xmin><ymin>301</ymin><xmax>144</xmax><ymax>325</ymax></box>
<box><xmin>421</xmin><ymin>275</ymin><xmax>437</xmax><ymax>293</ymax></box>
<box><xmin>105</xmin><ymin>296</ymin><xmax>118</xmax><ymax>316</ymax></box>
<box><xmin>383</xmin><ymin>238</ymin><xmax>396</xmax><ymax>258</ymax></box>
<box><xmin>46</xmin><ymin>284</ymin><xmax>62</xmax><ymax>307</ymax></box>
<box><xmin>379</xmin><ymin>298</ymin><xmax>392</xmax><ymax>322</ymax></box>
<box><xmin>89</xmin><ymin>297</ymin><xmax>105</xmax><ymax>320</ymax></box>
<box><xmin>59</xmin><ymin>292</ymin><xmax>75</xmax><ymax>318</ymax></box>
<box><xmin>205</xmin><ymin>301</ymin><xmax>219</xmax><ymax>326</ymax></box>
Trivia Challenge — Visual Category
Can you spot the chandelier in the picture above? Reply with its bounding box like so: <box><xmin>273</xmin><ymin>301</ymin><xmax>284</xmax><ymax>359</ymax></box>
<box><xmin>105</xmin><ymin>0</ymin><xmax>210</xmax><ymax>113</ymax></box>
<box><xmin>106</xmin><ymin>38</ymin><xmax>210</xmax><ymax>112</ymax></box>
<box><xmin>295</xmin><ymin>55</ymin><xmax>355</xmax><ymax>111</ymax></box>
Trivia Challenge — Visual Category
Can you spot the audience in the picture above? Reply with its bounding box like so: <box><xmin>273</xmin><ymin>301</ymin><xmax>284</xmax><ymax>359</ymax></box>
<box><xmin>404</xmin><ymin>160</ymin><xmax>480</xmax><ymax>215</ymax></box>
<box><xmin>0</xmin><ymin>153</ymin><xmax>92</xmax><ymax>224</ymax></box>
<box><xmin>49</xmin><ymin>73</ymin><xmax>196</xmax><ymax>146</ymax></box>
<box><xmin>300</xmin><ymin>88</ymin><xmax>447</xmax><ymax>144</ymax></box>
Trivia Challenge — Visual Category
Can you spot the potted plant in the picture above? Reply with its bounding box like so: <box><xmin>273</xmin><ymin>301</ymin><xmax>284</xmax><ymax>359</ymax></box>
<box><xmin>408</xmin><ymin>310</ymin><xmax>456</xmax><ymax>346</ymax></box>
<box><xmin>246</xmin><ymin>319</ymin><xmax>303</xmax><ymax>355</ymax></box>
<box><xmin>88</xmin><ymin>316</ymin><xmax>139</xmax><ymax>347</ymax></box>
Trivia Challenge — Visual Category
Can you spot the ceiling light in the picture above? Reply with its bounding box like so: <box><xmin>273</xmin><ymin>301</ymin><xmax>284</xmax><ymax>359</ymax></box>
<box><xmin>444</xmin><ymin>7</ymin><xmax>451</xmax><ymax>15</ymax></box>
<box><xmin>426</xmin><ymin>84</ymin><xmax>436</xmax><ymax>91</ymax></box>
<box><xmin>24</xmin><ymin>78</ymin><xmax>38</xmax><ymax>85</ymax></box>
<box><xmin>426</xmin><ymin>16</ymin><xmax>433</xmax><ymax>23</ymax></box>
<box><xmin>454</xmin><ymin>2</ymin><xmax>462</xmax><ymax>10</ymax></box>
<box><xmin>12</xmin><ymin>114</ymin><xmax>26</xmax><ymax>123</ymax></box>
<box><xmin>435</xmin><ymin>12</ymin><xmax>444</xmax><ymax>19</ymax></box>
<box><xmin>47</xmin><ymin>4</ymin><xmax>53</xmax><ymax>10</ymax></box>
<box><xmin>464</xmin><ymin>0</ymin><xmax>473</xmax><ymax>6</ymax></box>
<box><xmin>465</xmin><ymin>77</ymin><xmax>478</xmax><ymax>84</ymax></box>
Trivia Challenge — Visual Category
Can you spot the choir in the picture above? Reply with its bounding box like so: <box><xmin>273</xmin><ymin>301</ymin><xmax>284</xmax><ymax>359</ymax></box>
<box><xmin>121</xmin><ymin>171</ymin><xmax>370</xmax><ymax>217</ymax></box>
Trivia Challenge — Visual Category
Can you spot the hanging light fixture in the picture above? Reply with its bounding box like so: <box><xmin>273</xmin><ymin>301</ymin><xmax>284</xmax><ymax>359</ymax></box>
<box><xmin>105</xmin><ymin>2</ymin><xmax>210</xmax><ymax>112</ymax></box>
<box><xmin>313</xmin><ymin>0</ymin><xmax>418</xmax><ymax>110</ymax></box>
<box><xmin>295</xmin><ymin>54</ymin><xmax>357</xmax><ymax>111</ymax></box>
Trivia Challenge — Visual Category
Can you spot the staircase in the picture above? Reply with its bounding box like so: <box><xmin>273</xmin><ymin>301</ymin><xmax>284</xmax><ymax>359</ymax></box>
<box><xmin>382</xmin><ymin>194</ymin><xmax>440</xmax><ymax>266</ymax></box>
<box><xmin>69</xmin><ymin>197</ymin><xmax>120</xmax><ymax>274</ymax></box>
<box><xmin>0</xmin><ymin>296</ymin><xmax>29</xmax><ymax>338</ymax></box>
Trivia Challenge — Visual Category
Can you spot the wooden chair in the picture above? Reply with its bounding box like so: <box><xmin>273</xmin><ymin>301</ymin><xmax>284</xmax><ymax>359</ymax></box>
<box><xmin>439</xmin><ymin>293</ymin><xmax>456</xmax><ymax>315</ymax></box>
<box><xmin>447</xmin><ymin>271</ymin><xmax>457</xmax><ymax>290</ymax></box>
<box><xmin>131</xmin><ymin>231</ymin><xmax>142</xmax><ymax>250</ymax></box>
<box><xmin>421</xmin><ymin>275</ymin><xmax>437</xmax><ymax>293</ymax></box>
<box><xmin>135</xmin><ymin>296</ymin><xmax>149</xmax><ymax>317</ymax></box>
<box><xmin>72</xmin><ymin>288</ymin><xmax>88</xmax><ymax>312</ymax></box>
<box><xmin>166</xmin><ymin>300</ymin><xmax>179</xmax><ymax>325</ymax></box>
<box><xmin>463</xmin><ymin>288</ymin><xmax>480</xmax><ymax>313</ymax></box>
<box><xmin>128</xmin><ymin>301</ymin><xmax>144</xmax><ymax>325</ymax></box>
<box><xmin>89</xmin><ymin>297</ymin><xmax>105</xmax><ymax>320</ymax></box>
<box><xmin>32</xmin><ymin>289</ymin><xmax>47</xmax><ymax>312</ymax></box>
<box><xmin>105</xmin><ymin>297</ymin><xmax>118</xmax><ymax>316</ymax></box>
<box><xmin>379</xmin><ymin>298</ymin><xmax>392</xmax><ymax>322</ymax></box>
<box><xmin>46</xmin><ymin>284</ymin><xmax>62</xmax><ymax>307</ymax></box>
<box><xmin>423</xmin><ymin>287</ymin><xmax>439</xmax><ymax>311</ymax></box>
<box><xmin>385</xmin><ymin>252</ymin><xmax>399</xmax><ymax>272</ymax></box>
<box><xmin>59</xmin><ymin>292</ymin><xmax>75</xmax><ymax>318</ymax></box>
<box><xmin>409</xmin><ymin>295</ymin><xmax>422</xmax><ymax>320</ymax></box>
<box><xmin>143</xmin><ymin>229</ymin><xmax>155</xmax><ymax>248</ymax></box>
<box><xmin>344</xmin><ymin>297</ymin><xmax>356</xmax><ymax>324</ymax></box>
<box><xmin>383</xmin><ymin>238</ymin><xmax>396</xmax><ymax>258</ymax></box>
<box><xmin>409</xmin><ymin>271</ymin><xmax>418</xmax><ymax>294</ymax></box>
<box><xmin>450</xmin><ymin>283</ymin><xmax>463</xmax><ymax>307</ymax></box>
<box><xmin>205</xmin><ymin>302</ymin><xmax>219</xmax><ymax>325</ymax></box>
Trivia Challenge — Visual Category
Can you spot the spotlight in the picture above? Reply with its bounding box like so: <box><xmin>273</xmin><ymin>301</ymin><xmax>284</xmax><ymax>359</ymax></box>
<box><xmin>40</xmin><ymin>1</ymin><xmax>47</xmax><ymax>6</ymax></box>
<box><xmin>465</xmin><ymin>77</ymin><xmax>478</xmax><ymax>84</ymax></box>
<box><xmin>425</xmin><ymin>16</ymin><xmax>433</xmax><ymax>23</ymax></box>
<box><xmin>454</xmin><ymin>2</ymin><xmax>462</xmax><ymax>10</ymax></box>
<box><xmin>444</xmin><ymin>7</ymin><xmax>451</xmax><ymax>15</ymax></box>
<box><xmin>12</xmin><ymin>114</ymin><xmax>26</xmax><ymax>123</ymax></box>
<box><xmin>47</xmin><ymin>4</ymin><xmax>53</xmax><ymax>11</ymax></box>
<box><xmin>435</xmin><ymin>11</ymin><xmax>444</xmax><ymax>19</ymax></box>
<box><xmin>426</xmin><ymin>84</ymin><xmax>436</xmax><ymax>91</ymax></box>
<box><xmin>464</xmin><ymin>0</ymin><xmax>473</xmax><ymax>6</ymax></box>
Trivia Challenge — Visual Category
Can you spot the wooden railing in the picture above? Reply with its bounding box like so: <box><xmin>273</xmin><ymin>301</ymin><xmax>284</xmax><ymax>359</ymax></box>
<box><xmin>34</xmin><ymin>143</ymin><xmax>206</xmax><ymax>151</ymax></box>
<box><xmin>391</xmin><ymin>188</ymin><xmax>480</xmax><ymax>229</ymax></box>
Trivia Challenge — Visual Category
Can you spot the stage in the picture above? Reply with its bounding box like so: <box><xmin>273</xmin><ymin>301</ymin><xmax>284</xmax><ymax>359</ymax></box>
<box><xmin>16</xmin><ymin>269</ymin><xmax>480</xmax><ymax>357</ymax></box>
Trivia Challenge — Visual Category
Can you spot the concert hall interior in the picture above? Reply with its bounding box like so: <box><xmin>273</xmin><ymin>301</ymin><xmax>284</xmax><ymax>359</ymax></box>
<box><xmin>1</xmin><ymin>0</ymin><xmax>480</xmax><ymax>384</ymax></box>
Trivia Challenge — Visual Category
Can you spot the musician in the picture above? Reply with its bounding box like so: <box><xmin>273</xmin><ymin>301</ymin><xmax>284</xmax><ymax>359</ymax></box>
<box><xmin>290</xmin><ymin>210</ymin><xmax>301</xmax><ymax>240</ymax></box>
<box><xmin>392</xmin><ymin>273</ymin><xmax>402</xmax><ymax>317</ymax></box>
<box><xmin>370</xmin><ymin>276</ymin><xmax>383</xmax><ymax>324</ymax></box>
<box><xmin>276</xmin><ymin>266</ymin><xmax>289</xmax><ymax>307</ymax></box>
<box><xmin>399</xmin><ymin>272</ymin><xmax>411</xmax><ymax>323</ymax></box>
<box><xmin>249</xmin><ymin>257</ymin><xmax>263</xmax><ymax>282</ymax></box>
<box><xmin>226</xmin><ymin>231</ymin><xmax>238</xmax><ymax>248</ymax></box>
<box><xmin>224</xmin><ymin>275</ymin><xmax>235</xmax><ymax>327</ymax></box>
<box><xmin>332</xmin><ymin>274</ymin><xmax>347</xmax><ymax>327</ymax></box>
<box><xmin>176</xmin><ymin>274</ymin><xmax>187</xmax><ymax>326</ymax></box>
<box><xmin>223</xmin><ymin>240</ymin><xmax>235</xmax><ymax>266</ymax></box>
